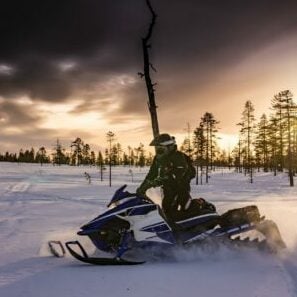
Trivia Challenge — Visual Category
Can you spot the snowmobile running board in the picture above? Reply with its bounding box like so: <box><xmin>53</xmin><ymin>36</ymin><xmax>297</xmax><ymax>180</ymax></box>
<box><xmin>65</xmin><ymin>241</ymin><xmax>145</xmax><ymax>265</ymax></box>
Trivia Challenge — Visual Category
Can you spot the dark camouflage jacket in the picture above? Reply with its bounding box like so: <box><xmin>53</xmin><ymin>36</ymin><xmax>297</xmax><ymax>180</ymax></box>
<box><xmin>138</xmin><ymin>150</ymin><xmax>196</xmax><ymax>194</ymax></box>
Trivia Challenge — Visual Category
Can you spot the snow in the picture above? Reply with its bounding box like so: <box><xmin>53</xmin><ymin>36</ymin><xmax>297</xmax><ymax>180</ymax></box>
<box><xmin>0</xmin><ymin>162</ymin><xmax>296</xmax><ymax>297</ymax></box>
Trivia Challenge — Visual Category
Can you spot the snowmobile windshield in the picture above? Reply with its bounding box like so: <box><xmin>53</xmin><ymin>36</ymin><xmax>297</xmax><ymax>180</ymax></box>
<box><xmin>107</xmin><ymin>185</ymin><xmax>136</xmax><ymax>208</ymax></box>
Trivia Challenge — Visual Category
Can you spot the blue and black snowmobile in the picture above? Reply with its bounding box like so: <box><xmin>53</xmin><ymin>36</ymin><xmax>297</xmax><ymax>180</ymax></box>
<box><xmin>49</xmin><ymin>185</ymin><xmax>286</xmax><ymax>265</ymax></box>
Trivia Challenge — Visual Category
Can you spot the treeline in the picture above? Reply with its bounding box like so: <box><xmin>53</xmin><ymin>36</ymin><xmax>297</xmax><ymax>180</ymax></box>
<box><xmin>179</xmin><ymin>89</ymin><xmax>297</xmax><ymax>186</ymax></box>
<box><xmin>179</xmin><ymin>113</ymin><xmax>222</xmax><ymax>185</ymax></box>
<box><xmin>234</xmin><ymin>90</ymin><xmax>297</xmax><ymax>186</ymax></box>
<box><xmin>0</xmin><ymin>136</ymin><xmax>154</xmax><ymax>167</ymax></box>
<box><xmin>1</xmin><ymin>89</ymin><xmax>297</xmax><ymax>187</ymax></box>
<box><xmin>0</xmin><ymin>147</ymin><xmax>50</xmax><ymax>164</ymax></box>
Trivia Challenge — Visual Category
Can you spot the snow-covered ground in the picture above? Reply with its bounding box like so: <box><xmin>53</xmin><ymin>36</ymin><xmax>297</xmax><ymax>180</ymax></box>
<box><xmin>0</xmin><ymin>162</ymin><xmax>296</xmax><ymax>297</ymax></box>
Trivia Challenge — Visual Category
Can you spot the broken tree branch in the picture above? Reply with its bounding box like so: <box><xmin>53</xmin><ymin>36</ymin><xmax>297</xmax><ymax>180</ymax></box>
<box><xmin>141</xmin><ymin>0</ymin><xmax>159</xmax><ymax>139</ymax></box>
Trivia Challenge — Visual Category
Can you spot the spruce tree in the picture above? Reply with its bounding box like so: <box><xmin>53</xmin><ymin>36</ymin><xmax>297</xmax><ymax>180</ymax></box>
<box><xmin>238</xmin><ymin>100</ymin><xmax>256</xmax><ymax>183</ymax></box>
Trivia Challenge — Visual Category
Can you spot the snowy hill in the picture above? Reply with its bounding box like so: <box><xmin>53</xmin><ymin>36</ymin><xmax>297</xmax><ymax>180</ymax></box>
<box><xmin>0</xmin><ymin>162</ymin><xmax>296</xmax><ymax>297</ymax></box>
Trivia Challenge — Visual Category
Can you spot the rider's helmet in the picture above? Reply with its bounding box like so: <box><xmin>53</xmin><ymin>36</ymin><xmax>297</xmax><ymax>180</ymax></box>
<box><xmin>149</xmin><ymin>133</ymin><xmax>176</xmax><ymax>155</ymax></box>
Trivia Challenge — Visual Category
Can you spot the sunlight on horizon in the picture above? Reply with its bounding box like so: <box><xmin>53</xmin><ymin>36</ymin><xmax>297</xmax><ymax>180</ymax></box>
<box><xmin>216</xmin><ymin>133</ymin><xmax>238</xmax><ymax>152</ymax></box>
<box><xmin>38</xmin><ymin>101</ymin><xmax>105</xmax><ymax>131</ymax></box>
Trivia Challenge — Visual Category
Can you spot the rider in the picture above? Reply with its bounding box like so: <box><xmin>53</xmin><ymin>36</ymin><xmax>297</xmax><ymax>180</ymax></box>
<box><xmin>136</xmin><ymin>133</ymin><xmax>196</xmax><ymax>222</ymax></box>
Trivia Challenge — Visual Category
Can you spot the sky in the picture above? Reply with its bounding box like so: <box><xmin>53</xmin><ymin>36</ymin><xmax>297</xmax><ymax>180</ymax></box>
<box><xmin>1</xmin><ymin>0</ymin><xmax>297</xmax><ymax>154</ymax></box>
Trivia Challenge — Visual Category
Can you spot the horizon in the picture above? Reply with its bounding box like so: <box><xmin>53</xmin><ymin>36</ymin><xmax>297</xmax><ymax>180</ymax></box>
<box><xmin>0</xmin><ymin>131</ymin><xmax>239</xmax><ymax>156</ymax></box>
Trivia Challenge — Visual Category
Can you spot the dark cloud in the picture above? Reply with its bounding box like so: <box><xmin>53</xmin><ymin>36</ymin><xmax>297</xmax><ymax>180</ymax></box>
<box><xmin>114</xmin><ymin>80</ymin><xmax>148</xmax><ymax>114</ymax></box>
<box><xmin>0</xmin><ymin>56</ymin><xmax>73</xmax><ymax>100</ymax></box>
<box><xmin>0</xmin><ymin>100</ymin><xmax>42</xmax><ymax>126</ymax></box>
<box><xmin>69</xmin><ymin>74</ymin><xmax>148</xmax><ymax>119</ymax></box>
<box><xmin>1</xmin><ymin>0</ymin><xmax>297</xmax><ymax>102</ymax></box>
<box><xmin>1</xmin><ymin>1</ymin><xmax>143</xmax><ymax>59</ymax></box>
<box><xmin>0</xmin><ymin>124</ymin><xmax>103</xmax><ymax>154</ymax></box>
<box><xmin>155</xmin><ymin>1</ymin><xmax>297</xmax><ymax>65</ymax></box>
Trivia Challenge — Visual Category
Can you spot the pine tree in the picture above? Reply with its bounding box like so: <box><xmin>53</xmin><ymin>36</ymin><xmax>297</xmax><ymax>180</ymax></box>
<box><xmin>82</xmin><ymin>143</ymin><xmax>91</xmax><ymax>165</ymax></box>
<box><xmin>96</xmin><ymin>151</ymin><xmax>104</xmax><ymax>181</ymax></box>
<box><xmin>267</xmin><ymin>116</ymin><xmax>279</xmax><ymax>175</ymax></box>
<box><xmin>279</xmin><ymin>90</ymin><xmax>296</xmax><ymax>186</ymax></box>
<box><xmin>36</xmin><ymin>146</ymin><xmax>48</xmax><ymax>166</ymax></box>
<box><xmin>255</xmin><ymin>114</ymin><xmax>269</xmax><ymax>172</ymax></box>
<box><xmin>137</xmin><ymin>143</ymin><xmax>146</xmax><ymax>167</ymax></box>
<box><xmin>116</xmin><ymin>143</ymin><xmax>122</xmax><ymax>165</ymax></box>
<box><xmin>271</xmin><ymin>90</ymin><xmax>296</xmax><ymax>185</ymax></box>
<box><xmin>193</xmin><ymin>123</ymin><xmax>206</xmax><ymax>185</ymax></box>
<box><xmin>238</xmin><ymin>100</ymin><xmax>256</xmax><ymax>183</ymax></box>
<box><xmin>106</xmin><ymin>131</ymin><xmax>115</xmax><ymax>187</ymax></box>
<box><xmin>52</xmin><ymin>139</ymin><xmax>66</xmax><ymax>165</ymax></box>
<box><xmin>71</xmin><ymin>137</ymin><xmax>83</xmax><ymax>166</ymax></box>
<box><xmin>90</xmin><ymin>151</ymin><xmax>96</xmax><ymax>166</ymax></box>
<box><xmin>271</xmin><ymin>93</ymin><xmax>285</xmax><ymax>171</ymax></box>
<box><xmin>18</xmin><ymin>149</ymin><xmax>24</xmax><ymax>163</ymax></box>
<box><xmin>127</xmin><ymin>146</ymin><xmax>133</xmax><ymax>167</ymax></box>
<box><xmin>180</xmin><ymin>123</ymin><xmax>193</xmax><ymax>157</ymax></box>
<box><xmin>201</xmin><ymin>112</ymin><xmax>219</xmax><ymax>183</ymax></box>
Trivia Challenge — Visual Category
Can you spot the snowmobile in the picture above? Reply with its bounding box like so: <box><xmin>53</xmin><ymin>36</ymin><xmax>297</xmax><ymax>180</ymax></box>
<box><xmin>49</xmin><ymin>185</ymin><xmax>286</xmax><ymax>265</ymax></box>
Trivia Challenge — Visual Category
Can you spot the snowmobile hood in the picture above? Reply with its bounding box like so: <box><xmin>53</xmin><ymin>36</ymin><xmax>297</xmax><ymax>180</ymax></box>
<box><xmin>79</xmin><ymin>186</ymin><xmax>155</xmax><ymax>233</ymax></box>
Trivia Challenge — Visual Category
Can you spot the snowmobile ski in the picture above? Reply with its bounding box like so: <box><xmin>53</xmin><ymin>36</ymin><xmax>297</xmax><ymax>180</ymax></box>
<box><xmin>65</xmin><ymin>241</ymin><xmax>145</xmax><ymax>265</ymax></box>
<box><xmin>48</xmin><ymin>240</ymin><xmax>66</xmax><ymax>257</ymax></box>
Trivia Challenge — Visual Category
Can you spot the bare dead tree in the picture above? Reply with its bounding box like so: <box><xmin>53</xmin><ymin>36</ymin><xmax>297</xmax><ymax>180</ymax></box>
<box><xmin>139</xmin><ymin>0</ymin><xmax>160</xmax><ymax>139</ymax></box>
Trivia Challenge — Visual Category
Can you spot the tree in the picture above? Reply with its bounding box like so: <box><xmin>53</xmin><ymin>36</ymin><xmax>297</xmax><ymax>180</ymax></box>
<box><xmin>18</xmin><ymin>149</ymin><xmax>24</xmax><ymax>163</ymax></box>
<box><xmin>123</xmin><ymin>152</ymin><xmax>130</xmax><ymax>166</ymax></box>
<box><xmin>238</xmin><ymin>100</ymin><xmax>256</xmax><ymax>183</ymax></box>
<box><xmin>82</xmin><ymin>143</ymin><xmax>91</xmax><ymax>165</ymax></box>
<box><xmin>146</xmin><ymin>151</ymin><xmax>154</xmax><ymax>165</ymax></box>
<box><xmin>270</xmin><ymin>90</ymin><xmax>297</xmax><ymax>186</ymax></box>
<box><xmin>127</xmin><ymin>146</ymin><xmax>133</xmax><ymax>167</ymax></box>
<box><xmin>0</xmin><ymin>152</ymin><xmax>17</xmax><ymax>162</ymax></box>
<box><xmin>267</xmin><ymin>116</ymin><xmax>279</xmax><ymax>176</ymax></box>
<box><xmin>106</xmin><ymin>131</ymin><xmax>115</xmax><ymax>187</ymax></box>
<box><xmin>254</xmin><ymin>114</ymin><xmax>269</xmax><ymax>172</ymax></box>
<box><xmin>115</xmin><ymin>143</ymin><xmax>122</xmax><ymax>165</ymax></box>
<box><xmin>29</xmin><ymin>148</ymin><xmax>35</xmax><ymax>162</ymax></box>
<box><xmin>36</xmin><ymin>146</ymin><xmax>48</xmax><ymax>166</ymax></box>
<box><xmin>271</xmin><ymin>93</ymin><xmax>285</xmax><ymax>171</ymax></box>
<box><xmin>137</xmin><ymin>143</ymin><xmax>146</xmax><ymax>167</ymax></box>
<box><xmin>193</xmin><ymin>123</ymin><xmax>206</xmax><ymax>185</ymax></box>
<box><xmin>201</xmin><ymin>112</ymin><xmax>219</xmax><ymax>183</ymax></box>
<box><xmin>180</xmin><ymin>123</ymin><xmax>193</xmax><ymax>157</ymax></box>
<box><xmin>233</xmin><ymin>138</ymin><xmax>243</xmax><ymax>173</ymax></box>
<box><xmin>71</xmin><ymin>137</ymin><xmax>83</xmax><ymax>166</ymax></box>
<box><xmin>90</xmin><ymin>151</ymin><xmax>96</xmax><ymax>166</ymax></box>
<box><xmin>279</xmin><ymin>90</ymin><xmax>296</xmax><ymax>186</ymax></box>
<box><xmin>52</xmin><ymin>139</ymin><xmax>67</xmax><ymax>165</ymax></box>
<box><xmin>18</xmin><ymin>148</ymin><xmax>35</xmax><ymax>163</ymax></box>
<box><xmin>96</xmin><ymin>151</ymin><xmax>104</xmax><ymax>181</ymax></box>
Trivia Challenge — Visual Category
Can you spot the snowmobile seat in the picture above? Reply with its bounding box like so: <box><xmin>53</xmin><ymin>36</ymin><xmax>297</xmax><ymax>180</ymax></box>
<box><xmin>163</xmin><ymin>198</ymin><xmax>220</xmax><ymax>232</ymax></box>
<box><xmin>220</xmin><ymin>205</ymin><xmax>261</xmax><ymax>228</ymax></box>
<box><xmin>173</xmin><ymin>198</ymin><xmax>217</xmax><ymax>222</ymax></box>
